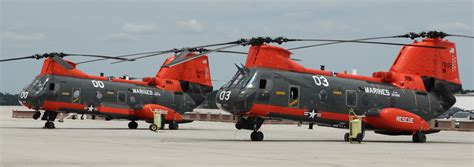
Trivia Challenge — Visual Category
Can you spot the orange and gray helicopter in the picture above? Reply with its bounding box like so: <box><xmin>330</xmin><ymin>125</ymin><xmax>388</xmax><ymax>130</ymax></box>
<box><xmin>0</xmin><ymin>44</ymin><xmax>240</xmax><ymax>130</ymax></box>
<box><xmin>155</xmin><ymin>31</ymin><xmax>471</xmax><ymax>143</ymax></box>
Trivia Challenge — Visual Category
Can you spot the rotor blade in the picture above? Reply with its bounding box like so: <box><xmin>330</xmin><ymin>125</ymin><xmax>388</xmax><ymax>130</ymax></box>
<box><xmin>51</xmin><ymin>55</ymin><xmax>74</xmax><ymax>69</ymax></box>
<box><xmin>75</xmin><ymin>50</ymin><xmax>173</xmax><ymax>64</ymax></box>
<box><xmin>288</xmin><ymin>35</ymin><xmax>406</xmax><ymax>50</ymax></box>
<box><xmin>110</xmin><ymin>51</ymin><xmax>174</xmax><ymax>64</ymax></box>
<box><xmin>0</xmin><ymin>55</ymin><xmax>36</xmax><ymax>62</ymax></box>
<box><xmin>288</xmin><ymin>39</ymin><xmax>446</xmax><ymax>49</ymax></box>
<box><xmin>77</xmin><ymin>40</ymin><xmax>241</xmax><ymax>64</ymax></box>
<box><xmin>446</xmin><ymin>34</ymin><xmax>474</xmax><ymax>39</ymax></box>
<box><xmin>164</xmin><ymin>44</ymin><xmax>241</xmax><ymax>67</ymax></box>
<box><xmin>66</xmin><ymin>54</ymin><xmax>132</xmax><ymax>61</ymax></box>
<box><xmin>214</xmin><ymin>50</ymin><xmax>247</xmax><ymax>55</ymax></box>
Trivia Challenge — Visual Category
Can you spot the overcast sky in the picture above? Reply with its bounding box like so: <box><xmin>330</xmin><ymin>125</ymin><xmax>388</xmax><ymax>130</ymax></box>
<box><xmin>1</xmin><ymin>0</ymin><xmax>472</xmax><ymax>93</ymax></box>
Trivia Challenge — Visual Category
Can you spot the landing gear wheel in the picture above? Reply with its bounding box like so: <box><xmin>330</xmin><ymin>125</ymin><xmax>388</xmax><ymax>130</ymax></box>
<box><xmin>33</xmin><ymin>111</ymin><xmax>41</xmax><ymax>120</ymax></box>
<box><xmin>412</xmin><ymin>132</ymin><xmax>426</xmax><ymax>143</ymax></box>
<box><xmin>80</xmin><ymin>115</ymin><xmax>84</xmax><ymax>120</ymax></box>
<box><xmin>149</xmin><ymin>124</ymin><xmax>158</xmax><ymax>131</ymax></box>
<box><xmin>44</xmin><ymin>122</ymin><xmax>55</xmax><ymax>129</ymax></box>
<box><xmin>344</xmin><ymin>133</ymin><xmax>350</xmax><ymax>142</ymax></box>
<box><xmin>235</xmin><ymin>121</ymin><xmax>243</xmax><ymax>130</ymax></box>
<box><xmin>356</xmin><ymin>134</ymin><xmax>363</xmax><ymax>143</ymax></box>
<box><xmin>72</xmin><ymin>115</ymin><xmax>77</xmax><ymax>120</ymax></box>
<box><xmin>128</xmin><ymin>121</ymin><xmax>138</xmax><ymax>129</ymax></box>
<box><xmin>250</xmin><ymin>131</ymin><xmax>264</xmax><ymax>141</ymax></box>
<box><xmin>169</xmin><ymin>121</ymin><xmax>179</xmax><ymax>130</ymax></box>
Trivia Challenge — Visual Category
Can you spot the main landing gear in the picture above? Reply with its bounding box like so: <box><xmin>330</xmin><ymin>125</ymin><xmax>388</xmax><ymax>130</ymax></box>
<box><xmin>412</xmin><ymin>132</ymin><xmax>426</xmax><ymax>143</ymax></box>
<box><xmin>169</xmin><ymin>121</ymin><xmax>179</xmax><ymax>130</ymax></box>
<box><xmin>235</xmin><ymin>117</ymin><xmax>265</xmax><ymax>141</ymax></box>
<box><xmin>128</xmin><ymin>121</ymin><xmax>138</xmax><ymax>129</ymax></box>
<box><xmin>42</xmin><ymin>110</ymin><xmax>58</xmax><ymax>129</ymax></box>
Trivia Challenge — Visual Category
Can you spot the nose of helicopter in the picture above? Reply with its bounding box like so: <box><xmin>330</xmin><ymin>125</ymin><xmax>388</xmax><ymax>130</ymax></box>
<box><xmin>215</xmin><ymin>88</ymin><xmax>256</xmax><ymax>115</ymax></box>
<box><xmin>18</xmin><ymin>88</ymin><xmax>44</xmax><ymax>109</ymax></box>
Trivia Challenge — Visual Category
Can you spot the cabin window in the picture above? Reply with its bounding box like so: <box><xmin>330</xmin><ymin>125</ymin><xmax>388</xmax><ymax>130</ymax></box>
<box><xmin>96</xmin><ymin>91</ymin><xmax>103</xmax><ymax>100</ymax></box>
<box><xmin>117</xmin><ymin>91</ymin><xmax>127</xmax><ymax>103</ymax></box>
<box><xmin>259</xmin><ymin>79</ymin><xmax>267</xmax><ymax>89</ymax></box>
<box><xmin>289</xmin><ymin>86</ymin><xmax>299</xmax><ymax>108</ymax></box>
<box><xmin>49</xmin><ymin>83</ymin><xmax>55</xmax><ymax>91</ymax></box>
<box><xmin>319</xmin><ymin>90</ymin><xmax>328</xmax><ymax>102</ymax></box>
<box><xmin>346</xmin><ymin>90</ymin><xmax>357</xmax><ymax>107</ymax></box>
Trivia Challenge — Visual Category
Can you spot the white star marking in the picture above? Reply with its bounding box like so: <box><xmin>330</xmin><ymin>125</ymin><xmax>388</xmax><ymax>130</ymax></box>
<box><xmin>305</xmin><ymin>109</ymin><xmax>317</xmax><ymax>119</ymax></box>
<box><xmin>85</xmin><ymin>104</ymin><xmax>96</xmax><ymax>112</ymax></box>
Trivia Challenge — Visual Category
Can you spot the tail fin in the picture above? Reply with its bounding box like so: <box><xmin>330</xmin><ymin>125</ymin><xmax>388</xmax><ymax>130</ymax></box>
<box><xmin>389</xmin><ymin>38</ymin><xmax>462</xmax><ymax>93</ymax></box>
<box><xmin>155</xmin><ymin>53</ymin><xmax>213</xmax><ymax>105</ymax></box>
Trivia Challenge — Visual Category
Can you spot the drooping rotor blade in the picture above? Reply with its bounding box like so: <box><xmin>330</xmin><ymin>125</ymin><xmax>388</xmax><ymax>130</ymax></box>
<box><xmin>288</xmin><ymin>35</ymin><xmax>408</xmax><ymax>50</ymax></box>
<box><xmin>0</xmin><ymin>55</ymin><xmax>36</xmax><ymax>62</ymax></box>
<box><xmin>164</xmin><ymin>44</ymin><xmax>242</xmax><ymax>67</ymax></box>
<box><xmin>51</xmin><ymin>55</ymin><xmax>74</xmax><ymax>69</ymax></box>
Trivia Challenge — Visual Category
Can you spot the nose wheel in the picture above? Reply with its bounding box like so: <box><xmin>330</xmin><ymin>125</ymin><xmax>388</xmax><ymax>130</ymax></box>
<box><xmin>250</xmin><ymin>131</ymin><xmax>264</xmax><ymax>141</ymax></box>
<box><xmin>235</xmin><ymin>117</ymin><xmax>265</xmax><ymax>141</ymax></box>
<box><xmin>128</xmin><ymin>121</ymin><xmax>138</xmax><ymax>129</ymax></box>
<box><xmin>44</xmin><ymin>121</ymin><xmax>55</xmax><ymax>129</ymax></box>
<box><xmin>32</xmin><ymin>110</ymin><xmax>41</xmax><ymax>120</ymax></box>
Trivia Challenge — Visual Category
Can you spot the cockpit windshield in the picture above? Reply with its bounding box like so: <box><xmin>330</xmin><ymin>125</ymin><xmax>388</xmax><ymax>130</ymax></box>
<box><xmin>25</xmin><ymin>75</ymin><xmax>49</xmax><ymax>93</ymax></box>
<box><xmin>222</xmin><ymin>70</ymin><xmax>255</xmax><ymax>89</ymax></box>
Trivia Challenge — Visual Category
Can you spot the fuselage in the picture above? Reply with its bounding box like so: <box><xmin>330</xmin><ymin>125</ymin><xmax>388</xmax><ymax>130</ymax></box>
<box><xmin>216</xmin><ymin>68</ymin><xmax>447</xmax><ymax>128</ymax></box>
<box><xmin>19</xmin><ymin>74</ymin><xmax>197</xmax><ymax>121</ymax></box>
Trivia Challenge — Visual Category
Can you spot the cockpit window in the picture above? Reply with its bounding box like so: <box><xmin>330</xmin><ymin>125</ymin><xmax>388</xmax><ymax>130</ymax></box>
<box><xmin>245</xmin><ymin>72</ymin><xmax>257</xmax><ymax>88</ymax></box>
<box><xmin>222</xmin><ymin>70</ymin><xmax>255</xmax><ymax>89</ymax></box>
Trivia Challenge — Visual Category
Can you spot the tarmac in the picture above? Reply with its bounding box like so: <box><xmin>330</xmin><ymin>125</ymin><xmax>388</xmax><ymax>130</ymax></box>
<box><xmin>1</xmin><ymin>106</ymin><xmax>473</xmax><ymax>167</ymax></box>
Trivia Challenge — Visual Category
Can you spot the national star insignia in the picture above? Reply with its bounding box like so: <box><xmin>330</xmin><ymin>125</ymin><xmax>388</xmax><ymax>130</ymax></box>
<box><xmin>85</xmin><ymin>104</ymin><xmax>97</xmax><ymax>112</ymax></box>
<box><xmin>304</xmin><ymin>109</ymin><xmax>318</xmax><ymax>119</ymax></box>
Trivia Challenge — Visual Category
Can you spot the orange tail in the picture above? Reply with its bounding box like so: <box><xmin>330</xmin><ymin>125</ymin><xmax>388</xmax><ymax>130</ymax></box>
<box><xmin>154</xmin><ymin>53</ymin><xmax>213</xmax><ymax>105</ymax></box>
<box><xmin>389</xmin><ymin>38</ymin><xmax>462</xmax><ymax>93</ymax></box>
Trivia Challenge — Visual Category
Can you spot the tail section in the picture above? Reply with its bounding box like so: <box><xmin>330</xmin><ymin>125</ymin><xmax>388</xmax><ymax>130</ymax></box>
<box><xmin>154</xmin><ymin>53</ymin><xmax>213</xmax><ymax>105</ymax></box>
<box><xmin>389</xmin><ymin>38</ymin><xmax>462</xmax><ymax>92</ymax></box>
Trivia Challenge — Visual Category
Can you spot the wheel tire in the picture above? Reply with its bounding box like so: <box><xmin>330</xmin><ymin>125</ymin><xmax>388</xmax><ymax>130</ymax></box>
<box><xmin>45</xmin><ymin>122</ymin><xmax>55</xmax><ymax>129</ymax></box>
<box><xmin>235</xmin><ymin>121</ymin><xmax>243</xmax><ymax>130</ymax></box>
<box><xmin>80</xmin><ymin>115</ymin><xmax>84</xmax><ymax>120</ymax></box>
<box><xmin>356</xmin><ymin>134</ymin><xmax>363</xmax><ymax>143</ymax></box>
<box><xmin>344</xmin><ymin>133</ymin><xmax>350</xmax><ymax>142</ymax></box>
<box><xmin>149</xmin><ymin>124</ymin><xmax>158</xmax><ymax>131</ymax></box>
<box><xmin>128</xmin><ymin>121</ymin><xmax>138</xmax><ymax>129</ymax></box>
<box><xmin>412</xmin><ymin>132</ymin><xmax>427</xmax><ymax>143</ymax></box>
<box><xmin>169</xmin><ymin>122</ymin><xmax>179</xmax><ymax>130</ymax></box>
<box><xmin>33</xmin><ymin>111</ymin><xmax>41</xmax><ymax>120</ymax></box>
<box><xmin>250</xmin><ymin>131</ymin><xmax>264</xmax><ymax>141</ymax></box>
<box><xmin>72</xmin><ymin>115</ymin><xmax>77</xmax><ymax>120</ymax></box>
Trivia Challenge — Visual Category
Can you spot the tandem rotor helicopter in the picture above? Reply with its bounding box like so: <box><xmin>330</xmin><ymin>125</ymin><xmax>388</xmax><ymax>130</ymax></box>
<box><xmin>0</xmin><ymin>46</ymin><xmax>234</xmax><ymax>130</ymax></box>
<box><xmin>123</xmin><ymin>31</ymin><xmax>470</xmax><ymax>143</ymax></box>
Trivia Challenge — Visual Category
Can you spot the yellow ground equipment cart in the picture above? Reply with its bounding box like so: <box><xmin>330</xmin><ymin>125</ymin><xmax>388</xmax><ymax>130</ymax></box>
<box><xmin>149</xmin><ymin>109</ymin><xmax>166</xmax><ymax>132</ymax></box>
<box><xmin>344</xmin><ymin>109</ymin><xmax>365</xmax><ymax>143</ymax></box>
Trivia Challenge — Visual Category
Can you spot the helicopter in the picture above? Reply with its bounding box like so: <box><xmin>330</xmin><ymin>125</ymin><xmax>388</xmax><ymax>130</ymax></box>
<box><xmin>1</xmin><ymin>47</ymin><xmax>218</xmax><ymax>130</ymax></box>
<box><xmin>150</xmin><ymin>31</ymin><xmax>472</xmax><ymax>143</ymax></box>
